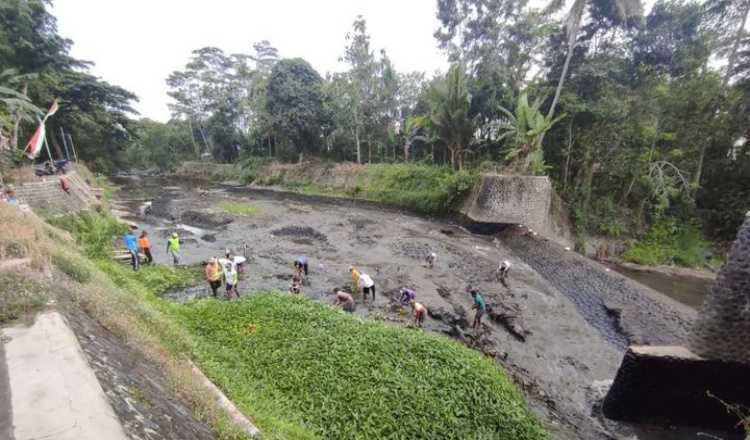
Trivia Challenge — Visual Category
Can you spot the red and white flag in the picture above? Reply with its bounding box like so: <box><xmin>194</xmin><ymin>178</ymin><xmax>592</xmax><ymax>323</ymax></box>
<box><xmin>44</xmin><ymin>100</ymin><xmax>59</xmax><ymax>120</ymax></box>
<box><xmin>27</xmin><ymin>123</ymin><xmax>46</xmax><ymax>159</ymax></box>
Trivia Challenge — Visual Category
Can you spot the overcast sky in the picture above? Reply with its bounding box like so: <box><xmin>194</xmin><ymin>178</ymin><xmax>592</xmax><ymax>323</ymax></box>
<box><xmin>52</xmin><ymin>0</ymin><xmax>446</xmax><ymax>122</ymax></box>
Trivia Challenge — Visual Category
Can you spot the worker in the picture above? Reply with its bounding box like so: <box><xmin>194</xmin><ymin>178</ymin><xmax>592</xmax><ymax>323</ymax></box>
<box><xmin>144</xmin><ymin>201</ymin><xmax>152</xmax><ymax>215</ymax></box>
<box><xmin>295</xmin><ymin>256</ymin><xmax>308</xmax><ymax>277</ymax></box>
<box><xmin>499</xmin><ymin>260</ymin><xmax>511</xmax><ymax>280</ymax></box>
<box><xmin>166</xmin><ymin>232</ymin><xmax>181</xmax><ymax>265</ymax></box>
<box><xmin>470</xmin><ymin>290</ymin><xmax>486</xmax><ymax>329</ymax></box>
<box><xmin>333</xmin><ymin>288</ymin><xmax>355</xmax><ymax>313</ymax></box>
<box><xmin>121</xmin><ymin>227</ymin><xmax>139</xmax><ymax>271</ymax></box>
<box><xmin>427</xmin><ymin>252</ymin><xmax>436</xmax><ymax>269</ymax></box>
<box><xmin>411</xmin><ymin>301</ymin><xmax>427</xmax><ymax>328</ymax></box>
<box><xmin>349</xmin><ymin>265</ymin><xmax>360</xmax><ymax>284</ymax></box>
<box><xmin>224</xmin><ymin>262</ymin><xmax>238</xmax><ymax>300</ymax></box>
<box><xmin>205</xmin><ymin>257</ymin><xmax>222</xmax><ymax>298</ymax></box>
<box><xmin>399</xmin><ymin>287</ymin><xmax>417</xmax><ymax>304</ymax></box>
<box><xmin>226</xmin><ymin>249</ymin><xmax>246</xmax><ymax>276</ymax></box>
<box><xmin>290</xmin><ymin>272</ymin><xmax>301</xmax><ymax>294</ymax></box>
<box><xmin>138</xmin><ymin>231</ymin><xmax>152</xmax><ymax>264</ymax></box>
<box><xmin>357</xmin><ymin>271</ymin><xmax>376</xmax><ymax>300</ymax></box>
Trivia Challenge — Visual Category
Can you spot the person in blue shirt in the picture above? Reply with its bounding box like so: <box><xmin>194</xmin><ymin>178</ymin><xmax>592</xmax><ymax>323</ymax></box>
<box><xmin>120</xmin><ymin>227</ymin><xmax>140</xmax><ymax>271</ymax></box>
<box><xmin>294</xmin><ymin>256</ymin><xmax>308</xmax><ymax>277</ymax></box>
<box><xmin>470</xmin><ymin>289</ymin><xmax>486</xmax><ymax>329</ymax></box>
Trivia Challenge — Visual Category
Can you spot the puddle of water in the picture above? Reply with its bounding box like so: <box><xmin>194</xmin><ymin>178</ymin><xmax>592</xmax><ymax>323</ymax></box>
<box><xmin>611</xmin><ymin>266</ymin><xmax>713</xmax><ymax>309</ymax></box>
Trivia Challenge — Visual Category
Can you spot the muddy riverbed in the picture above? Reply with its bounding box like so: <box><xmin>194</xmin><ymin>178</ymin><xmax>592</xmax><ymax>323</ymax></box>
<box><xmin>112</xmin><ymin>176</ymin><xmax>738</xmax><ymax>440</ymax></box>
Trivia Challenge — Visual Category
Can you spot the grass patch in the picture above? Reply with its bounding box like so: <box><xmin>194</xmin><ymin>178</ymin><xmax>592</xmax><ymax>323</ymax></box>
<box><xmin>0</xmin><ymin>271</ymin><xmax>52</xmax><ymax>324</ymax></box>
<box><xmin>52</xmin><ymin>251</ymin><xmax>92</xmax><ymax>283</ymax></box>
<box><xmin>174</xmin><ymin>293</ymin><xmax>547</xmax><ymax>440</ymax></box>
<box><xmin>47</xmin><ymin>211</ymin><xmax>128</xmax><ymax>258</ymax></box>
<box><xmin>217</xmin><ymin>200</ymin><xmax>262</xmax><ymax>216</ymax></box>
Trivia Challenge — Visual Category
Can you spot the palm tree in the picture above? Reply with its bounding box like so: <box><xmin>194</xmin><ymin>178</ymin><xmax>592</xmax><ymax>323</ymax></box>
<box><xmin>0</xmin><ymin>69</ymin><xmax>41</xmax><ymax>150</ymax></box>
<box><xmin>495</xmin><ymin>92</ymin><xmax>565</xmax><ymax>175</ymax></box>
<box><xmin>413</xmin><ymin>65</ymin><xmax>480</xmax><ymax>171</ymax></box>
<box><xmin>544</xmin><ymin>0</ymin><xmax>644</xmax><ymax>136</ymax></box>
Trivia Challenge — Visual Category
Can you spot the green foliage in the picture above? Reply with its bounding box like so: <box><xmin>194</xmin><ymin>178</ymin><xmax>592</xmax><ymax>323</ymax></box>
<box><xmin>95</xmin><ymin>259</ymin><xmax>197</xmax><ymax>294</ymax></box>
<box><xmin>47</xmin><ymin>211</ymin><xmax>128</xmax><ymax>258</ymax></box>
<box><xmin>216</xmin><ymin>200</ymin><xmax>262</xmax><ymax>216</ymax></box>
<box><xmin>364</xmin><ymin>163</ymin><xmax>476</xmax><ymax>213</ymax></box>
<box><xmin>52</xmin><ymin>251</ymin><xmax>91</xmax><ymax>283</ymax></box>
<box><xmin>175</xmin><ymin>293</ymin><xmax>548</xmax><ymax>440</ymax></box>
<box><xmin>0</xmin><ymin>271</ymin><xmax>51</xmax><ymax>323</ymax></box>
<box><xmin>622</xmin><ymin>220</ymin><xmax>710</xmax><ymax>268</ymax></box>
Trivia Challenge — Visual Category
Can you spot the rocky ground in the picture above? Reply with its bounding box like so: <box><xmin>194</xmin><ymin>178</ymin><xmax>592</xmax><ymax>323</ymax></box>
<box><xmin>112</xmin><ymin>175</ymin><xmax>738</xmax><ymax>440</ymax></box>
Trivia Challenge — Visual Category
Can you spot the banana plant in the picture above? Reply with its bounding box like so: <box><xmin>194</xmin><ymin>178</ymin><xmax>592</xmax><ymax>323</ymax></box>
<box><xmin>493</xmin><ymin>92</ymin><xmax>565</xmax><ymax>175</ymax></box>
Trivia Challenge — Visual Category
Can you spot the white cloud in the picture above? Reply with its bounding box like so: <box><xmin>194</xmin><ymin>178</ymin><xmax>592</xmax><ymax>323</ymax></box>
<box><xmin>52</xmin><ymin>0</ymin><xmax>446</xmax><ymax>122</ymax></box>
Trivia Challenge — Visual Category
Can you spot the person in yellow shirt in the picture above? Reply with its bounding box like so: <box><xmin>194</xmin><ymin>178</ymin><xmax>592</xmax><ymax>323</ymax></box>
<box><xmin>349</xmin><ymin>266</ymin><xmax>360</xmax><ymax>284</ymax></box>
<box><xmin>205</xmin><ymin>257</ymin><xmax>222</xmax><ymax>298</ymax></box>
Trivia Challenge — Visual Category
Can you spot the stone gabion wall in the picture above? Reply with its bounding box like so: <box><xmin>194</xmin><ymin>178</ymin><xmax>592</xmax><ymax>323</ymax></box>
<box><xmin>690</xmin><ymin>214</ymin><xmax>750</xmax><ymax>364</ymax></box>
<box><xmin>11</xmin><ymin>172</ymin><xmax>90</xmax><ymax>216</ymax></box>
<box><xmin>461</xmin><ymin>174</ymin><xmax>551</xmax><ymax>234</ymax></box>
<box><xmin>175</xmin><ymin>162</ymin><xmax>240</xmax><ymax>178</ymax></box>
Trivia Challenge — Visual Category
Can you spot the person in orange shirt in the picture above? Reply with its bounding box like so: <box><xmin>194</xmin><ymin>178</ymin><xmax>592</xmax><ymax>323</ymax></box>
<box><xmin>138</xmin><ymin>231</ymin><xmax>153</xmax><ymax>263</ymax></box>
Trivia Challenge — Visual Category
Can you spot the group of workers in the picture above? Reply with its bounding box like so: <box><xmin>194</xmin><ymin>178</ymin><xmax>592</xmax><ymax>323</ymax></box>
<box><xmin>204</xmin><ymin>249</ymin><xmax>245</xmax><ymax>300</ymax></box>
<box><xmin>119</xmin><ymin>227</ymin><xmax>181</xmax><ymax>271</ymax></box>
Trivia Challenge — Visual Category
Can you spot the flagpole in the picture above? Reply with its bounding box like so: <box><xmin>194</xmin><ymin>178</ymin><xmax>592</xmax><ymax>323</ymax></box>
<box><xmin>43</xmin><ymin>131</ymin><xmax>54</xmax><ymax>161</ymax></box>
<box><xmin>60</xmin><ymin>127</ymin><xmax>71</xmax><ymax>161</ymax></box>
<box><xmin>67</xmin><ymin>134</ymin><xmax>78</xmax><ymax>163</ymax></box>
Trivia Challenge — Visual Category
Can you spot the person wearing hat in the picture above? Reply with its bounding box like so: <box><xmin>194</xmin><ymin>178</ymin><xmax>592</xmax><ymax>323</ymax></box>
<box><xmin>138</xmin><ymin>231</ymin><xmax>153</xmax><ymax>264</ymax></box>
<box><xmin>166</xmin><ymin>232</ymin><xmax>181</xmax><ymax>265</ymax></box>
<box><xmin>205</xmin><ymin>257</ymin><xmax>222</xmax><ymax>298</ymax></box>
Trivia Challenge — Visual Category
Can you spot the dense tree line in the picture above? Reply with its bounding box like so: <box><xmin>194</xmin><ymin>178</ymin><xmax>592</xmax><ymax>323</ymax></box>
<box><xmin>1</xmin><ymin>0</ymin><xmax>748</xmax><ymax>249</ymax></box>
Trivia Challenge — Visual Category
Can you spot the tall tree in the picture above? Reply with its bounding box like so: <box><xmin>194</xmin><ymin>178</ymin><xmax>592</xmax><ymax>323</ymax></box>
<box><xmin>266</xmin><ymin>58</ymin><xmax>331</xmax><ymax>162</ymax></box>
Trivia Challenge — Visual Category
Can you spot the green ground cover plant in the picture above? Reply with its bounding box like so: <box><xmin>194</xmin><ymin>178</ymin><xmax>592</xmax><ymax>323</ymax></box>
<box><xmin>622</xmin><ymin>221</ymin><xmax>711</xmax><ymax>268</ymax></box>
<box><xmin>217</xmin><ymin>200</ymin><xmax>262</xmax><ymax>216</ymax></box>
<box><xmin>174</xmin><ymin>293</ymin><xmax>548</xmax><ymax>440</ymax></box>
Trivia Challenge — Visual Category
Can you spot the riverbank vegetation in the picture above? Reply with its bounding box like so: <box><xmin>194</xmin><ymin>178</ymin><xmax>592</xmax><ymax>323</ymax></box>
<box><xmin>2</xmin><ymin>0</ymin><xmax>749</xmax><ymax>267</ymax></box>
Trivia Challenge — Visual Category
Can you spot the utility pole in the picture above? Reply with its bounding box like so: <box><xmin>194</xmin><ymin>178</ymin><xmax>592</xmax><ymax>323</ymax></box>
<box><xmin>67</xmin><ymin>134</ymin><xmax>78</xmax><ymax>163</ymax></box>
<box><xmin>59</xmin><ymin>127</ymin><xmax>71</xmax><ymax>161</ymax></box>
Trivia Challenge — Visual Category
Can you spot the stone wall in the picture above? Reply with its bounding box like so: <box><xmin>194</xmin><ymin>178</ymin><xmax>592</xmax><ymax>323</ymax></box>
<box><xmin>690</xmin><ymin>213</ymin><xmax>750</xmax><ymax>364</ymax></box>
<box><xmin>175</xmin><ymin>162</ymin><xmax>240</xmax><ymax>178</ymax></box>
<box><xmin>460</xmin><ymin>174</ymin><xmax>552</xmax><ymax>234</ymax></box>
<box><xmin>10</xmin><ymin>171</ymin><xmax>94</xmax><ymax>216</ymax></box>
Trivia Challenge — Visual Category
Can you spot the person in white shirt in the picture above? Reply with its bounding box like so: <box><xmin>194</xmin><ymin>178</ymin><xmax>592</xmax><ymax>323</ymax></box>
<box><xmin>498</xmin><ymin>260</ymin><xmax>511</xmax><ymax>280</ymax></box>
<box><xmin>357</xmin><ymin>272</ymin><xmax>376</xmax><ymax>300</ymax></box>
<box><xmin>427</xmin><ymin>252</ymin><xmax>436</xmax><ymax>269</ymax></box>
<box><xmin>224</xmin><ymin>263</ymin><xmax>238</xmax><ymax>300</ymax></box>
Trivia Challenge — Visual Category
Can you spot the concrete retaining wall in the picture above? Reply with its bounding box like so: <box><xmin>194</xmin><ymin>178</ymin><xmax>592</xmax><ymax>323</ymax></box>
<box><xmin>459</xmin><ymin>174</ymin><xmax>551</xmax><ymax>234</ymax></box>
<box><xmin>603</xmin><ymin>346</ymin><xmax>750</xmax><ymax>431</ymax></box>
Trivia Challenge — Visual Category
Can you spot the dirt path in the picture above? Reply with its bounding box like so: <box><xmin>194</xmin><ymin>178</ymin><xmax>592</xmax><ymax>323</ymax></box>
<box><xmin>112</xmin><ymin>176</ymin><xmax>702</xmax><ymax>440</ymax></box>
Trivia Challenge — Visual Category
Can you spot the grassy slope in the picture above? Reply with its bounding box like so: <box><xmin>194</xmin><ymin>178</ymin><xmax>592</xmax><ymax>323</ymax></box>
<box><xmin>175</xmin><ymin>294</ymin><xmax>548</xmax><ymax>440</ymax></box>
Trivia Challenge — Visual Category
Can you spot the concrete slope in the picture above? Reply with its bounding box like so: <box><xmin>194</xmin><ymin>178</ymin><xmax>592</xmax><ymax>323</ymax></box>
<box><xmin>3</xmin><ymin>311</ymin><xmax>127</xmax><ymax>440</ymax></box>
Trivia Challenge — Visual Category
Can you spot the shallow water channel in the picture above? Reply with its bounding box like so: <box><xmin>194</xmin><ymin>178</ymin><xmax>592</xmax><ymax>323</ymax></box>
<box><xmin>610</xmin><ymin>266</ymin><xmax>712</xmax><ymax>309</ymax></box>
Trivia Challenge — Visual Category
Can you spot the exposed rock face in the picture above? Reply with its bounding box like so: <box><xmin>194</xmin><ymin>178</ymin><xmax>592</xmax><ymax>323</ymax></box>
<box><xmin>690</xmin><ymin>213</ymin><xmax>750</xmax><ymax>364</ymax></box>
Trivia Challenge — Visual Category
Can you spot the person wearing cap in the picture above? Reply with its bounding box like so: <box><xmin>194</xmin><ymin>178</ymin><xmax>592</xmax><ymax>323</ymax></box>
<box><xmin>333</xmin><ymin>288</ymin><xmax>355</xmax><ymax>313</ymax></box>
<box><xmin>349</xmin><ymin>266</ymin><xmax>360</xmax><ymax>284</ymax></box>
<box><xmin>138</xmin><ymin>231</ymin><xmax>153</xmax><ymax>264</ymax></box>
<box><xmin>498</xmin><ymin>260</ymin><xmax>511</xmax><ymax>280</ymax></box>
<box><xmin>166</xmin><ymin>232</ymin><xmax>181</xmax><ymax>265</ymax></box>
<box><xmin>205</xmin><ymin>257</ymin><xmax>222</xmax><ymax>298</ymax></box>
<box><xmin>426</xmin><ymin>252</ymin><xmax>436</xmax><ymax>269</ymax></box>
<box><xmin>411</xmin><ymin>301</ymin><xmax>427</xmax><ymax>328</ymax></box>
<box><xmin>121</xmin><ymin>227</ymin><xmax>139</xmax><ymax>271</ymax></box>
<box><xmin>357</xmin><ymin>271</ymin><xmax>375</xmax><ymax>300</ymax></box>
<box><xmin>399</xmin><ymin>287</ymin><xmax>417</xmax><ymax>304</ymax></box>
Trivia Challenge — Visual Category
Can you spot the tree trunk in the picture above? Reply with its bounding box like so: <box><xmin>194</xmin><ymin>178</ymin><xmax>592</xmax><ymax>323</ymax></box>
<box><xmin>404</xmin><ymin>139</ymin><xmax>410</xmax><ymax>162</ymax></box>
<box><xmin>457</xmin><ymin>147</ymin><xmax>464</xmax><ymax>171</ymax></box>
<box><xmin>11</xmin><ymin>84</ymin><xmax>28</xmax><ymax>150</ymax></box>
<box><xmin>187</xmin><ymin>119</ymin><xmax>200</xmax><ymax>157</ymax></box>
<box><xmin>562</xmin><ymin>118</ymin><xmax>574</xmax><ymax>189</ymax></box>
<box><xmin>368</xmin><ymin>141</ymin><xmax>371</xmax><ymax>164</ymax></box>
<box><xmin>722</xmin><ymin>0</ymin><xmax>750</xmax><ymax>93</ymax></box>
<box><xmin>355</xmin><ymin>128</ymin><xmax>362</xmax><ymax>164</ymax></box>
<box><xmin>539</xmin><ymin>33</ymin><xmax>577</xmax><ymax>149</ymax></box>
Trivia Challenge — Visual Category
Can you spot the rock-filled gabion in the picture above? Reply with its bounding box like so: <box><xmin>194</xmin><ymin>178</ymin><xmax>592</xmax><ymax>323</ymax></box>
<box><xmin>690</xmin><ymin>214</ymin><xmax>750</xmax><ymax>364</ymax></box>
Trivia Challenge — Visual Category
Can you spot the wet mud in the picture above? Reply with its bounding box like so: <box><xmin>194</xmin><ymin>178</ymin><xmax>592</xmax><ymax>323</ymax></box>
<box><xmin>112</xmin><ymin>177</ymin><xmax>709</xmax><ymax>440</ymax></box>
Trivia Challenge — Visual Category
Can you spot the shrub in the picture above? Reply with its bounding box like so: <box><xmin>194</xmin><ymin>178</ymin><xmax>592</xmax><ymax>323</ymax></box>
<box><xmin>47</xmin><ymin>211</ymin><xmax>128</xmax><ymax>258</ymax></box>
<box><xmin>622</xmin><ymin>220</ymin><xmax>710</xmax><ymax>268</ymax></box>
<box><xmin>52</xmin><ymin>251</ymin><xmax>92</xmax><ymax>283</ymax></box>
<box><xmin>175</xmin><ymin>293</ymin><xmax>548</xmax><ymax>440</ymax></box>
